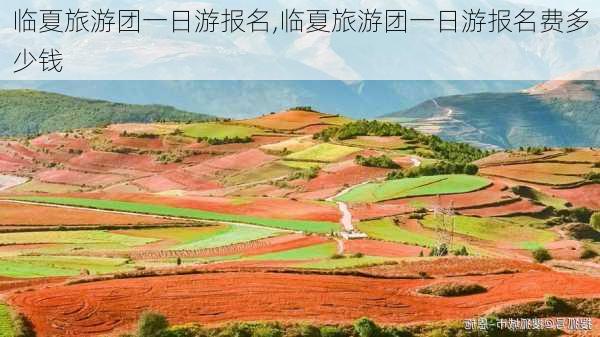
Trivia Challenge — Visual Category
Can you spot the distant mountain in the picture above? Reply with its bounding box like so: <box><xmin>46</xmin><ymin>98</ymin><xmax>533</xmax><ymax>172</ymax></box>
<box><xmin>0</xmin><ymin>81</ymin><xmax>535</xmax><ymax>119</ymax></box>
<box><xmin>384</xmin><ymin>71</ymin><xmax>600</xmax><ymax>149</ymax></box>
<box><xmin>0</xmin><ymin>90</ymin><xmax>211</xmax><ymax>137</ymax></box>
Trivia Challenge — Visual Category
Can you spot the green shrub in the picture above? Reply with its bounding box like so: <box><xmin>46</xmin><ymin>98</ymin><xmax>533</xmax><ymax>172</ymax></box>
<box><xmin>319</xmin><ymin>326</ymin><xmax>344</xmax><ymax>337</ymax></box>
<box><xmin>532</xmin><ymin>248</ymin><xmax>552</xmax><ymax>263</ymax></box>
<box><xmin>13</xmin><ymin>313</ymin><xmax>35</xmax><ymax>337</ymax></box>
<box><xmin>284</xmin><ymin>324</ymin><xmax>321</xmax><ymax>337</ymax></box>
<box><xmin>379</xmin><ymin>327</ymin><xmax>413</xmax><ymax>337</ymax></box>
<box><xmin>453</xmin><ymin>246</ymin><xmax>469</xmax><ymax>256</ymax></box>
<box><xmin>580</xmin><ymin>248</ymin><xmax>598</xmax><ymax>259</ymax></box>
<box><xmin>418</xmin><ymin>282</ymin><xmax>487</xmax><ymax>297</ymax></box>
<box><xmin>354</xmin><ymin>318</ymin><xmax>381</xmax><ymax>337</ymax></box>
<box><xmin>162</xmin><ymin>325</ymin><xmax>206</xmax><ymax>337</ymax></box>
<box><xmin>543</xmin><ymin>295</ymin><xmax>572</xmax><ymax>314</ymax></box>
<box><xmin>137</xmin><ymin>311</ymin><xmax>169</xmax><ymax>337</ymax></box>
<box><xmin>591</xmin><ymin>212</ymin><xmax>600</xmax><ymax>230</ymax></box>
<box><xmin>219</xmin><ymin>323</ymin><xmax>253</xmax><ymax>337</ymax></box>
<box><xmin>252</xmin><ymin>325</ymin><xmax>283</xmax><ymax>337</ymax></box>
<box><xmin>355</xmin><ymin>155</ymin><xmax>400</xmax><ymax>169</ymax></box>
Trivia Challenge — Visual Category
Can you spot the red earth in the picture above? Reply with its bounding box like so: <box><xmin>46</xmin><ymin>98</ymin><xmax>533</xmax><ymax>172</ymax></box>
<box><xmin>202</xmin><ymin>149</ymin><xmax>277</xmax><ymax>171</ymax></box>
<box><xmin>303</xmin><ymin>161</ymin><xmax>389</xmax><ymax>192</ymax></box>
<box><xmin>10</xmin><ymin>270</ymin><xmax>600</xmax><ymax>337</ymax></box>
<box><xmin>0</xmin><ymin>201</ymin><xmax>179</xmax><ymax>226</ymax></box>
<box><xmin>344</xmin><ymin>239</ymin><xmax>429</xmax><ymax>257</ymax></box>
<box><xmin>458</xmin><ymin>199</ymin><xmax>547</xmax><ymax>217</ymax></box>
<box><xmin>36</xmin><ymin>169</ymin><xmax>126</xmax><ymax>187</ymax></box>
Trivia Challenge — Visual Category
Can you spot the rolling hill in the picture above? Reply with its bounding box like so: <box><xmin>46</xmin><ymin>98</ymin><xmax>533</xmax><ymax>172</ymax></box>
<box><xmin>0</xmin><ymin>80</ymin><xmax>535</xmax><ymax>119</ymax></box>
<box><xmin>0</xmin><ymin>89</ymin><xmax>212</xmax><ymax>137</ymax></box>
<box><xmin>384</xmin><ymin>72</ymin><xmax>600</xmax><ymax>149</ymax></box>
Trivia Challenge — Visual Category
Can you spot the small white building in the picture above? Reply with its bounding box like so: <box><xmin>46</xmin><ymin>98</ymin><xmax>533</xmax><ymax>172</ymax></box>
<box><xmin>340</xmin><ymin>230</ymin><xmax>368</xmax><ymax>240</ymax></box>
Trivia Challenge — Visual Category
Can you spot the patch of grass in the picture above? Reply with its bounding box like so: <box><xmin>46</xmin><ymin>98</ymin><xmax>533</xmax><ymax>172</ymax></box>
<box><xmin>418</xmin><ymin>282</ymin><xmax>487</xmax><ymax>297</ymax></box>
<box><xmin>0</xmin><ymin>304</ymin><xmax>14</xmax><ymax>337</ymax></box>
<box><xmin>336</xmin><ymin>175</ymin><xmax>490</xmax><ymax>203</ymax></box>
<box><xmin>0</xmin><ymin>230</ymin><xmax>155</xmax><ymax>247</ymax></box>
<box><xmin>9</xmin><ymin>197</ymin><xmax>340</xmax><ymax>234</ymax></box>
<box><xmin>0</xmin><ymin>256</ymin><xmax>133</xmax><ymax>278</ymax></box>
<box><xmin>285</xmin><ymin>143</ymin><xmax>360</xmax><ymax>163</ymax></box>
<box><xmin>173</xmin><ymin>225</ymin><xmax>282</xmax><ymax>250</ymax></box>
<box><xmin>421</xmin><ymin>215</ymin><xmax>557</xmax><ymax>247</ymax></box>
<box><xmin>357</xmin><ymin>218</ymin><xmax>436</xmax><ymax>247</ymax></box>
<box><xmin>250</xmin><ymin>243</ymin><xmax>337</xmax><ymax>261</ymax></box>
<box><xmin>182</xmin><ymin>122</ymin><xmax>260</xmax><ymax>139</ymax></box>
<box><xmin>115</xmin><ymin>226</ymin><xmax>229</xmax><ymax>245</ymax></box>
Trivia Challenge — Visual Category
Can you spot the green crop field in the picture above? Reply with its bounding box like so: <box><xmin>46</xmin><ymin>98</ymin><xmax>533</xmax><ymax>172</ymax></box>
<box><xmin>285</xmin><ymin>143</ymin><xmax>360</xmax><ymax>162</ymax></box>
<box><xmin>0</xmin><ymin>256</ymin><xmax>133</xmax><ymax>278</ymax></box>
<box><xmin>336</xmin><ymin>175</ymin><xmax>491</xmax><ymax>203</ymax></box>
<box><xmin>182</xmin><ymin>122</ymin><xmax>260</xmax><ymax>139</ymax></box>
<box><xmin>117</xmin><ymin>226</ymin><xmax>230</xmax><ymax>245</ymax></box>
<box><xmin>9</xmin><ymin>197</ymin><xmax>340</xmax><ymax>233</ymax></box>
<box><xmin>250</xmin><ymin>242</ymin><xmax>337</xmax><ymax>261</ymax></box>
<box><xmin>420</xmin><ymin>215</ymin><xmax>557</xmax><ymax>248</ymax></box>
<box><xmin>173</xmin><ymin>224</ymin><xmax>282</xmax><ymax>250</ymax></box>
<box><xmin>0</xmin><ymin>304</ymin><xmax>13</xmax><ymax>337</ymax></box>
<box><xmin>357</xmin><ymin>218</ymin><xmax>437</xmax><ymax>247</ymax></box>
<box><xmin>0</xmin><ymin>230</ymin><xmax>155</xmax><ymax>246</ymax></box>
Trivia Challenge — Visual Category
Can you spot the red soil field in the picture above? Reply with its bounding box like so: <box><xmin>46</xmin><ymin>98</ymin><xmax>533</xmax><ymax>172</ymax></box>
<box><xmin>11</xmin><ymin>270</ymin><xmax>600</xmax><ymax>337</ymax></box>
<box><xmin>69</xmin><ymin>151</ymin><xmax>176</xmax><ymax>173</ymax></box>
<box><xmin>303</xmin><ymin>163</ymin><xmax>388</xmax><ymax>192</ymax></box>
<box><xmin>63</xmin><ymin>193</ymin><xmax>341</xmax><ymax>223</ymax></box>
<box><xmin>0</xmin><ymin>159</ymin><xmax>25</xmax><ymax>172</ymax></box>
<box><xmin>295</xmin><ymin>124</ymin><xmax>331</xmax><ymax>134</ymax></box>
<box><xmin>37</xmin><ymin>169</ymin><xmax>126</xmax><ymax>187</ymax></box>
<box><xmin>161</xmin><ymin>170</ymin><xmax>221</xmax><ymax>191</ymax></box>
<box><xmin>541</xmin><ymin>184</ymin><xmax>600</xmax><ymax>210</ymax></box>
<box><xmin>132</xmin><ymin>175</ymin><xmax>187</xmax><ymax>192</ymax></box>
<box><xmin>105</xmin><ymin>131</ymin><xmax>165</xmax><ymax>150</ymax></box>
<box><xmin>0</xmin><ymin>201</ymin><xmax>176</xmax><ymax>226</ymax></box>
<box><xmin>240</xmin><ymin>110</ymin><xmax>337</xmax><ymax>131</ymax></box>
<box><xmin>31</xmin><ymin>134</ymin><xmax>90</xmax><ymax>151</ymax></box>
<box><xmin>459</xmin><ymin>199</ymin><xmax>547</xmax><ymax>217</ymax></box>
<box><xmin>203</xmin><ymin>149</ymin><xmax>276</xmax><ymax>171</ymax></box>
<box><xmin>344</xmin><ymin>239</ymin><xmax>429</xmax><ymax>258</ymax></box>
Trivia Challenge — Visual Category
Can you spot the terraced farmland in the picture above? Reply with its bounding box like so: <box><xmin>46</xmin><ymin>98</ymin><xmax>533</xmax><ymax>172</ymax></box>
<box><xmin>285</xmin><ymin>143</ymin><xmax>361</xmax><ymax>163</ymax></box>
<box><xmin>182</xmin><ymin>122</ymin><xmax>261</xmax><ymax>139</ymax></box>
<box><xmin>9</xmin><ymin>197</ymin><xmax>340</xmax><ymax>233</ymax></box>
<box><xmin>336</xmin><ymin>175</ymin><xmax>491</xmax><ymax>203</ymax></box>
<box><xmin>0</xmin><ymin>304</ymin><xmax>13</xmax><ymax>337</ymax></box>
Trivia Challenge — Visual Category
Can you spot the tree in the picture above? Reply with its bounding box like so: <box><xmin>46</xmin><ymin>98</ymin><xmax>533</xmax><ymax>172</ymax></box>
<box><xmin>591</xmin><ymin>212</ymin><xmax>600</xmax><ymax>231</ymax></box>
<box><xmin>137</xmin><ymin>311</ymin><xmax>169</xmax><ymax>337</ymax></box>
<box><xmin>354</xmin><ymin>318</ymin><xmax>380</xmax><ymax>337</ymax></box>
<box><xmin>463</xmin><ymin>163</ymin><xmax>479</xmax><ymax>175</ymax></box>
